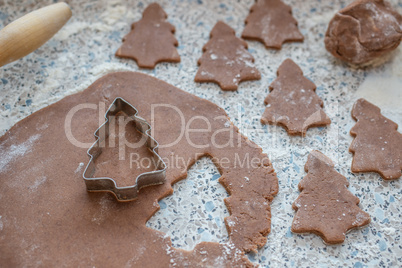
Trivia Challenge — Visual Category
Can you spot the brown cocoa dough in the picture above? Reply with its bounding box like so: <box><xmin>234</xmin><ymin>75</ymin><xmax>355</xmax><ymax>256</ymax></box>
<box><xmin>292</xmin><ymin>151</ymin><xmax>371</xmax><ymax>245</ymax></box>
<box><xmin>241</xmin><ymin>0</ymin><xmax>304</xmax><ymax>49</ymax></box>
<box><xmin>115</xmin><ymin>3</ymin><xmax>180</xmax><ymax>68</ymax></box>
<box><xmin>195</xmin><ymin>21</ymin><xmax>261</xmax><ymax>91</ymax></box>
<box><xmin>0</xmin><ymin>72</ymin><xmax>278</xmax><ymax>267</ymax></box>
<box><xmin>91</xmin><ymin>114</ymin><xmax>158</xmax><ymax>188</ymax></box>
<box><xmin>325</xmin><ymin>0</ymin><xmax>402</xmax><ymax>67</ymax></box>
<box><xmin>261</xmin><ymin>59</ymin><xmax>331</xmax><ymax>136</ymax></box>
<box><xmin>350</xmin><ymin>98</ymin><xmax>402</xmax><ymax>180</ymax></box>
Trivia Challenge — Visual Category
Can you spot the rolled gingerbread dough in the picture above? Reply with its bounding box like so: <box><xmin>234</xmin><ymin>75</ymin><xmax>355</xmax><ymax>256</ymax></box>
<box><xmin>0</xmin><ymin>72</ymin><xmax>278</xmax><ymax>267</ymax></box>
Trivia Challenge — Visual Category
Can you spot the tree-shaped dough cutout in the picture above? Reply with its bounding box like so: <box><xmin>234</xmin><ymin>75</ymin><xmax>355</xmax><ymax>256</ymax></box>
<box><xmin>146</xmin><ymin>157</ymin><xmax>229</xmax><ymax>250</ymax></box>
<box><xmin>261</xmin><ymin>59</ymin><xmax>331</xmax><ymax>136</ymax></box>
<box><xmin>350</xmin><ymin>98</ymin><xmax>402</xmax><ymax>180</ymax></box>
<box><xmin>115</xmin><ymin>3</ymin><xmax>180</xmax><ymax>68</ymax></box>
<box><xmin>195</xmin><ymin>21</ymin><xmax>261</xmax><ymax>91</ymax></box>
<box><xmin>92</xmin><ymin>111</ymin><xmax>158</xmax><ymax>188</ymax></box>
<box><xmin>292</xmin><ymin>150</ymin><xmax>371</xmax><ymax>244</ymax></box>
<box><xmin>242</xmin><ymin>0</ymin><xmax>303</xmax><ymax>49</ymax></box>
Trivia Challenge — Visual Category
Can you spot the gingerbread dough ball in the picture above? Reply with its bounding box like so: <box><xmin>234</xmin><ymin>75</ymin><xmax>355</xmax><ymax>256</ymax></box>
<box><xmin>325</xmin><ymin>0</ymin><xmax>402</xmax><ymax>67</ymax></box>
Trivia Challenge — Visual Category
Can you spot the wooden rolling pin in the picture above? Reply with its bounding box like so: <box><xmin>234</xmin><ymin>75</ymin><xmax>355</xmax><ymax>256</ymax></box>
<box><xmin>0</xmin><ymin>2</ymin><xmax>72</xmax><ymax>67</ymax></box>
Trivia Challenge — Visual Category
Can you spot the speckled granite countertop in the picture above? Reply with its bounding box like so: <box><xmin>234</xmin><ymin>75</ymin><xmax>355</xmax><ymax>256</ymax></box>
<box><xmin>0</xmin><ymin>0</ymin><xmax>401</xmax><ymax>267</ymax></box>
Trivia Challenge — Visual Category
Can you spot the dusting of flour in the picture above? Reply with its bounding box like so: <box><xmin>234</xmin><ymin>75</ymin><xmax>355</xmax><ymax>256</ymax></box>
<box><xmin>0</xmin><ymin>134</ymin><xmax>41</xmax><ymax>173</ymax></box>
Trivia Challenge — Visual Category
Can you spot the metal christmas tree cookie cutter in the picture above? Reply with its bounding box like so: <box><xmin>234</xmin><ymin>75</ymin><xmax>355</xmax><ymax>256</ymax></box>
<box><xmin>83</xmin><ymin>97</ymin><xmax>166</xmax><ymax>202</ymax></box>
